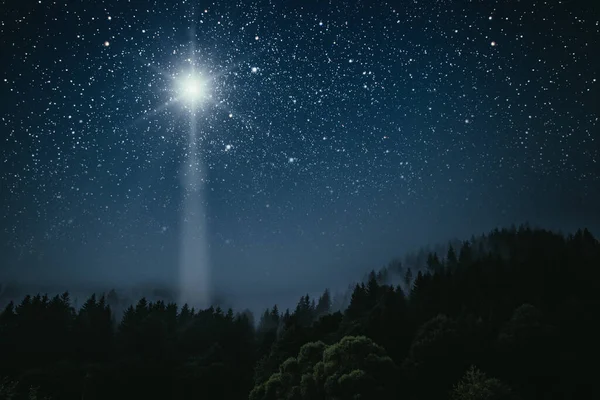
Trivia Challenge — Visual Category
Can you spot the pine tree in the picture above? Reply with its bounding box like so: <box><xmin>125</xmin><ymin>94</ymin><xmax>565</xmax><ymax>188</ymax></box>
<box><xmin>404</xmin><ymin>268</ymin><xmax>413</xmax><ymax>289</ymax></box>
<box><xmin>447</xmin><ymin>245</ymin><xmax>458</xmax><ymax>269</ymax></box>
<box><xmin>315</xmin><ymin>289</ymin><xmax>332</xmax><ymax>317</ymax></box>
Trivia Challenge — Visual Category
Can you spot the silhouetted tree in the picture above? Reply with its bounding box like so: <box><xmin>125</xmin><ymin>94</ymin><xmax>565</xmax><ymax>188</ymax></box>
<box><xmin>315</xmin><ymin>289</ymin><xmax>331</xmax><ymax>318</ymax></box>
<box><xmin>403</xmin><ymin>314</ymin><xmax>469</xmax><ymax>399</ymax></box>
<box><xmin>495</xmin><ymin>304</ymin><xmax>559</xmax><ymax>399</ymax></box>
<box><xmin>403</xmin><ymin>267</ymin><xmax>413</xmax><ymax>289</ymax></box>
<box><xmin>451</xmin><ymin>366</ymin><xmax>515</xmax><ymax>400</ymax></box>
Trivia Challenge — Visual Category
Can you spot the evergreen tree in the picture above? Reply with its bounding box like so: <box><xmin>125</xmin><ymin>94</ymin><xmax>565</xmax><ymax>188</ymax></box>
<box><xmin>447</xmin><ymin>245</ymin><xmax>458</xmax><ymax>269</ymax></box>
<box><xmin>403</xmin><ymin>267</ymin><xmax>413</xmax><ymax>289</ymax></box>
<box><xmin>314</xmin><ymin>289</ymin><xmax>331</xmax><ymax>318</ymax></box>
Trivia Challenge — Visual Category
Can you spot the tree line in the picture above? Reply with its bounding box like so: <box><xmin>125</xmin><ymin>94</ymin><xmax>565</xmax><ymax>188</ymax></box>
<box><xmin>1</xmin><ymin>225</ymin><xmax>598</xmax><ymax>399</ymax></box>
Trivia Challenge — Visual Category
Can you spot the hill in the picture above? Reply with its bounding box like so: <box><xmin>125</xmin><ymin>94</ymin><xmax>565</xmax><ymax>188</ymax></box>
<box><xmin>1</xmin><ymin>225</ymin><xmax>598</xmax><ymax>399</ymax></box>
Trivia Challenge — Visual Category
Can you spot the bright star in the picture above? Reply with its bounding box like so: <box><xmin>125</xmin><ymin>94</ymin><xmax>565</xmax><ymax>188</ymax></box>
<box><xmin>177</xmin><ymin>73</ymin><xmax>210</xmax><ymax>104</ymax></box>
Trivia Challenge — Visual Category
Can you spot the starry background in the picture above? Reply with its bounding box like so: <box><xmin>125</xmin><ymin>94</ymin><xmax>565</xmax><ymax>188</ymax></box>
<box><xmin>1</xmin><ymin>0</ymin><xmax>598</xmax><ymax>309</ymax></box>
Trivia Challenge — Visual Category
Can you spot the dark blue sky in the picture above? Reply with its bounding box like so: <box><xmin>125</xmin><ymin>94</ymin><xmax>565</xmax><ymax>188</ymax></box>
<box><xmin>1</xmin><ymin>0</ymin><xmax>598</xmax><ymax>310</ymax></box>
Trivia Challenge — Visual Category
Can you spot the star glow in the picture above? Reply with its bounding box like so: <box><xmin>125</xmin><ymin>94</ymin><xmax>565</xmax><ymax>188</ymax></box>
<box><xmin>177</xmin><ymin>73</ymin><xmax>210</xmax><ymax>104</ymax></box>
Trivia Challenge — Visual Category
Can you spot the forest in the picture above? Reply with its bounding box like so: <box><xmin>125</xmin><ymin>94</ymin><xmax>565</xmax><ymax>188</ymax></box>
<box><xmin>0</xmin><ymin>225</ymin><xmax>598</xmax><ymax>399</ymax></box>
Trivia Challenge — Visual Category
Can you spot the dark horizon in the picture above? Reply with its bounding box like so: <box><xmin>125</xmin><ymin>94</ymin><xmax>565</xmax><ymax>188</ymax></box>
<box><xmin>1</xmin><ymin>0</ymin><xmax>599</xmax><ymax>325</ymax></box>
<box><xmin>1</xmin><ymin>222</ymin><xmax>598</xmax><ymax>318</ymax></box>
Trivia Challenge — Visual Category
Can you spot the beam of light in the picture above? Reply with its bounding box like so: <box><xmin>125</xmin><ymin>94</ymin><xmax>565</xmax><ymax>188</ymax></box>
<box><xmin>121</xmin><ymin>12</ymin><xmax>263</xmax><ymax>310</ymax></box>
<box><xmin>179</xmin><ymin>113</ymin><xmax>211</xmax><ymax>309</ymax></box>
<box><xmin>124</xmin><ymin>12</ymin><xmax>264</xmax><ymax>310</ymax></box>
<box><xmin>127</xmin><ymin>98</ymin><xmax>178</xmax><ymax>127</ymax></box>
<box><xmin>178</xmin><ymin>24</ymin><xmax>211</xmax><ymax>310</ymax></box>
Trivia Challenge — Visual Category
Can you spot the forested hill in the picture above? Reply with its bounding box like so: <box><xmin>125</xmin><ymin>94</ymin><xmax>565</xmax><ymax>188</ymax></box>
<box><xmin>1</xmin><ymin>226</ymin><xmax>599</xmax><ymax>399</ymax></box>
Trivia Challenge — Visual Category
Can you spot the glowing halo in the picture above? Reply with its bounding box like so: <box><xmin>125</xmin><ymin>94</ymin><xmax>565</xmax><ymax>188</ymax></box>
<box><xmin>176</xmin><ymin>73</ymin><xmax>210</xmax><ymax>105</ymax></box>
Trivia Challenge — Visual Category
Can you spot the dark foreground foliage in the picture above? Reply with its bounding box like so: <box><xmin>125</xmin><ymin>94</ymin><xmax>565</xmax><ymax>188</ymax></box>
<box><xmin>1</xmin><ymin>226</ymin><xmax>598</xmax><ymax>399</ymax></box>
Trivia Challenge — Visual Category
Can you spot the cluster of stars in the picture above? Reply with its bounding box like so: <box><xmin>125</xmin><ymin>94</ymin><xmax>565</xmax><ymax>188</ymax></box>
<box><xmin>0</xmin><ymin>0</ymin><xmax>598</xmax><ymax>288</ymax></box>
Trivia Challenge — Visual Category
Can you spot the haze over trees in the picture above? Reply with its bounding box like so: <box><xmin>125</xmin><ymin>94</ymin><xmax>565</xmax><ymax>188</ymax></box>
<box><xmin>0</xmin><ymin>225</ymin><xmax>598</xmax><ymax>399</ymax></box>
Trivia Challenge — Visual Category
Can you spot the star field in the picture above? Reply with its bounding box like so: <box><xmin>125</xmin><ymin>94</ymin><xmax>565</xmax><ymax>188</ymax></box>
<box><xmin>1</xmin><ymin>0</ymin><xmax>598</xmax><ymax>301</ymax></box>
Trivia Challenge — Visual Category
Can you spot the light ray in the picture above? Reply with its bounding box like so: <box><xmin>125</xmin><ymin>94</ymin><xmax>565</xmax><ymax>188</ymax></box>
<box><xmin>178</xmin><ymin>18</ymin><xmax>211</xmax><ymax>309</ymax></box>
<box><xmin>127</xmin><ymin>98</ymin><xmax>178</xmax><ymax>128</ymax></box>
<box><xmin>179</xmin><ymin>112</ymin><xmax>210</xmax><ymax>309</ymax></box>
<box><xmin>121</xmin><ymin>9</ymin><xmax>239</xmax><ymax>310</ymax></box>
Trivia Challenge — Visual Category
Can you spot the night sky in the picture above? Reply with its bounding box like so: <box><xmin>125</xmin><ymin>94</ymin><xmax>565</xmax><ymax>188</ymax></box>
<box><xmin>1</xmin><ymin>0</ymin><xmax>599</xmax><ymax>310</ymax></box>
